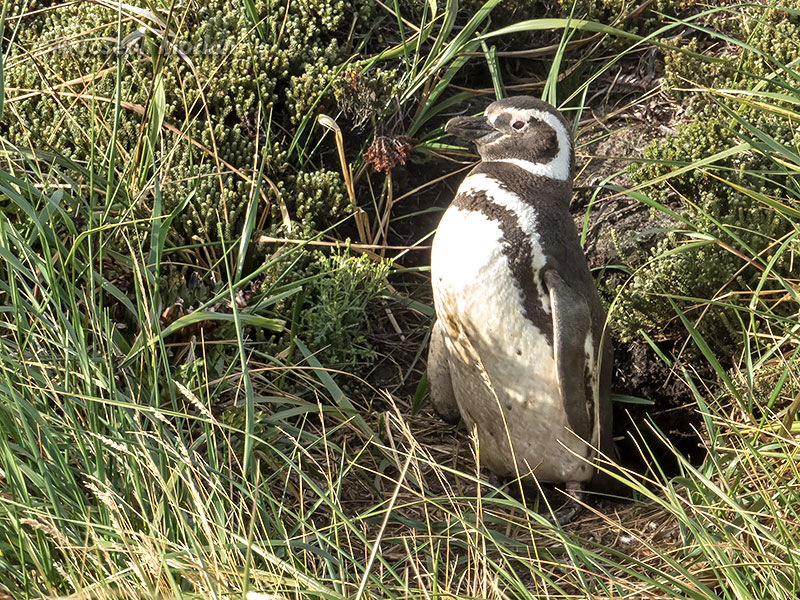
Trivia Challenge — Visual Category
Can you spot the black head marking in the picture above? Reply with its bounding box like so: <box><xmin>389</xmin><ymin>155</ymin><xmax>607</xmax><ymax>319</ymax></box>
<box><xmin>445</xmin><ymin>96</ymin><xmax>573</xmax><ymax>176</ymax></box>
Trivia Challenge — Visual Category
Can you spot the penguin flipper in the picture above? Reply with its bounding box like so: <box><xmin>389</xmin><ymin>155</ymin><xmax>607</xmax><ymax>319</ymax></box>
<box><xmin>427</xmin><ymin>320</ymin><xmax>461</xmax><ymax>424</ymax></box>
<box><xmin>544</xmin><ymin>270</ymin><xmax>592</xmax><ymax>441</ymax></box>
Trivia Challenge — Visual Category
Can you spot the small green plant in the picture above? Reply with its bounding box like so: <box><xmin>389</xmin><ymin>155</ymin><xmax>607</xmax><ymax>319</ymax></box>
<box><xmin>300</xmin><ymin>250</ymin><xmax>390</xmax><ymax>369</ymax></box>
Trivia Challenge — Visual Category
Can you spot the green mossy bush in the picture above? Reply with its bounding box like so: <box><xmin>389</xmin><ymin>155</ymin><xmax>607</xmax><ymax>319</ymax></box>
<box><xmin>608</xmin><ymin>3</ymin><xmax>800</xmax><ymax>346</ymax></box>
<box><xmin>664</xmin><ymin>2</ymin><xmax>800</xmax><ymax>98</ymax></box>
<box><xmin>3</xmin><ymin>0</ymin><xmax>399</xmax><ymax>373</ymax></box>
<box><xmin>4</xmin><ymin>0</ymin><xmax>381</xmax><ymax>241</ymax></box>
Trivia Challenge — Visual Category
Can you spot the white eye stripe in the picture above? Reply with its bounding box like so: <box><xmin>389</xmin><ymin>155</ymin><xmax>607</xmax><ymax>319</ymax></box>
<box><xmin>482</xmin><ymin>107</ymin><xmax>572</xmax><ymax>181</ymax></box>
<box><xmin>498</xmin><ymin>156</ymin><xmax>570</xmax><ymax>181</ymax></box>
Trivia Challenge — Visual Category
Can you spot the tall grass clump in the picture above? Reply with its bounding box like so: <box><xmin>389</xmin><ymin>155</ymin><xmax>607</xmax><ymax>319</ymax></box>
<box><xmin>0</xmin><ymin>130</ymin><xmax>396</xmax><ymax>597</ymax></box>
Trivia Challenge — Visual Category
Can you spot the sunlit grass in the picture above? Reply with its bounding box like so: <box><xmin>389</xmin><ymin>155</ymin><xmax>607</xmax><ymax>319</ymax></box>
<box><xmin>2</xmin><ymin>1</ymin><xmax>800</xmax><ymax>599</ymax></box>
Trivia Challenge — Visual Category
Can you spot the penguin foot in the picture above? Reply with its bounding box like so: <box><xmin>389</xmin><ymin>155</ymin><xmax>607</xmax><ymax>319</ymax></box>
<box><xmin>460</xmin><ymin>473</ymin><xmax>504</xmax><ymax>498</ymax></box>
<box><xmin>544</xmin><ymin>481</ymin><xmax>584</xmax><ymax>526</ymax></box>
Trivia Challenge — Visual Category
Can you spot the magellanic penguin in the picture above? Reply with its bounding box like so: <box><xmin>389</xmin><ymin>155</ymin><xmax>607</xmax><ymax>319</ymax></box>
<box><xmin>428</xmin><ymin>96</ymin><xmax>615</xmax><ymax>515</ymax></box>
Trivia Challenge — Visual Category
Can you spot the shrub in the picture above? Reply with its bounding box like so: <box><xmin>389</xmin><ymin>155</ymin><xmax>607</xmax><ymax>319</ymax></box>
<box><xmin>606</xmin><ymin>3</ymin><xmax>800</xmax><ymax>349</ymax></box>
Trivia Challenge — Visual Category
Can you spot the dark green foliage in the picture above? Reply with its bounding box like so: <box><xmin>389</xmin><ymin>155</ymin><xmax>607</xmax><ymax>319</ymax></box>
<box><xmin>289</xmin><ymin>169</ymin><xmax>347</xmax><ymax>237</ymax></box>
<box><xmin>663</xmin><ymin>3</ymin><xmax>800</xmax><ymax>101</ymax></box>
<box><xmin>609</xmin><ymin>4</ymin><xmax>800</xmax><ymax>345</ymax></box>
<box><xmin>3</xmin><ymin>0</ymin><xmax>379</xmax><ymax>244</ymax></box>
<box><xmin>559</xmin><ymin>0</ymin><xmax>699</xmax><ymax>35</ymax></box>
<box><xmin>614</xmin><ymin>116</ymin><xmax>795</xmax><ymax>341</ymax></box>
<box><xmin>334</xmin><ymin>66</ymin><xmax>402</xmax><ymax>131</ymax></box>
<box><xmin>3</xmin><ymin>0</ymin><xmax>405</xmax><ymax>376</ymax></box>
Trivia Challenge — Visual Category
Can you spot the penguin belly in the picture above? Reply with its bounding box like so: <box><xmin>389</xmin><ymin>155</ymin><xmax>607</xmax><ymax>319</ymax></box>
<box><xmin>431</xmin><ymin>205</ymin><xmax>594</xmax><ymax>484</ymax></box>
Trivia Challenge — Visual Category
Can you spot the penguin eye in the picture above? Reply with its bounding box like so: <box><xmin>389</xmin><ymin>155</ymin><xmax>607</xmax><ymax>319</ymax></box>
<box><xmin>511</xmin><ymin>120</ymin><xmax>526</xmax><ymax>130</ymax></box>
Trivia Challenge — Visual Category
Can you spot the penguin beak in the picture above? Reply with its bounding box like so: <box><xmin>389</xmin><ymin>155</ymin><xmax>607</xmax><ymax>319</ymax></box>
<box><xmin>445</xmin><ymin>115</ymin><xmax>495</xmax><ymax>141</ymax></box>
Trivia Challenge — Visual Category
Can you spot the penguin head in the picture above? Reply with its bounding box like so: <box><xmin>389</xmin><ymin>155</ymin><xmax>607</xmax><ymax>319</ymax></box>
<box><xmin>445</xmin><ymin>96</ymin><xmax>573</xmax><ymax>180</ymax></box>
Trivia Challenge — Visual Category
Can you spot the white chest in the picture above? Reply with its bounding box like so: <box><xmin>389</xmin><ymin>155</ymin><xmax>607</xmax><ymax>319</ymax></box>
<box><xmin>431</xmin><ymin>206</ymin><xmax>518</xmax><ymax>335</ymax></box>
<box><xmin>430</xmin><ymin>173</ymin><xmax>550</xmax><ymax>343</ymax></box>
<box><xmin>430</xmin><ymin>173</ymin><xmax>561</xmax><ymax>399</ymax></box>
<box><xmin>429</xmin><ymin>174</ymin><xmax>594</xmax><ymax>483</ymax></box>
<box><xmin>431</xmin><ymin>205</ymin><xmax>550</xmax><ymax>356</ymax></box>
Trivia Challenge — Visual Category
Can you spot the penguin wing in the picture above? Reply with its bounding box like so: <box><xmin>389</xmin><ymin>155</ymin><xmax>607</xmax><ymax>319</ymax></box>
<box><xmin>427</xmin><ymin>319</ymin><xmax>461</xmax><ymax>424</ymax></box>
<box><xmin>543</xmin><ymin>269</ymin><xmax>592</xmax><ymax>440</ymax></box>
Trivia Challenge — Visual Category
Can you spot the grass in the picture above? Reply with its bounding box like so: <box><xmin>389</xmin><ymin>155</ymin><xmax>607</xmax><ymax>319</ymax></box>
<box><xmin>2</xmin><ymin>0</ymin><xmax>800</xmax><ymax>598</ymax></box>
